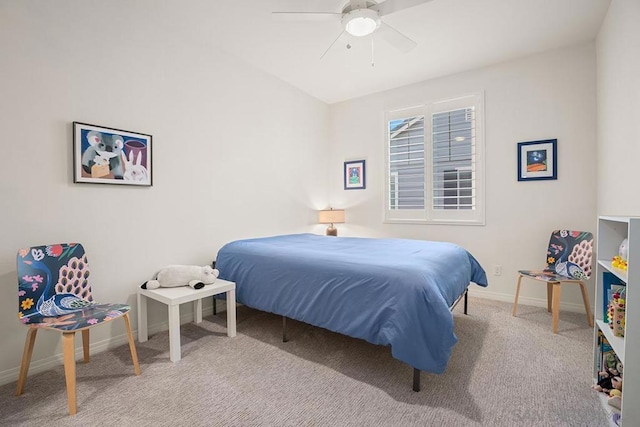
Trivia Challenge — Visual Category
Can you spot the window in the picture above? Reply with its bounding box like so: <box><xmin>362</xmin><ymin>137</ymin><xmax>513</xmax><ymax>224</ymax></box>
<box><xmin>385</xmin><ymin>93</ymin><xmax>484</xmax><ymax>225</ymax></box>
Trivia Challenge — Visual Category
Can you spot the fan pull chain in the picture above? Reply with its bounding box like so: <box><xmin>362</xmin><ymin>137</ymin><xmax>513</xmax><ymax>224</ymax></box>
<box><xmin>371</xmin><ymin>38</ymin><xmax>375</xmax><ymax>67</ymax></box>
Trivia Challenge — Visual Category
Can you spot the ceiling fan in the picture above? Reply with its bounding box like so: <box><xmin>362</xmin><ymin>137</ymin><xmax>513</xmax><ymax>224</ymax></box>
<box><xmin>273</xmin><ymin>0</ymin><xmax>433</xmax><ymax>61</ymax></box>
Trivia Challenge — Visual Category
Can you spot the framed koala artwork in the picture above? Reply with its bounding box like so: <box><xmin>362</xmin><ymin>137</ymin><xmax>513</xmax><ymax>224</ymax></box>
<box><xmin>73</xmin><ymin>122</ymin><xmax>153</xmax><ymax>186</ymax></box>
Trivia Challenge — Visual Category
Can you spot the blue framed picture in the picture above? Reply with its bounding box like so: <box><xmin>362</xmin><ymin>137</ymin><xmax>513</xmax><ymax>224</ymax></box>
<box><xmin>517</xmin><ymin>139</ymin><xmax>557</xmax><ymax>181</ymax></box>
<box><xmin>344</xmin><ymin>160</ymin><xmax>366</xmax><ymax>190</ymax></box>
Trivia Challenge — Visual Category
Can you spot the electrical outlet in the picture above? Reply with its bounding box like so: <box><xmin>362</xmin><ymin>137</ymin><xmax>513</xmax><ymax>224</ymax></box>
<box><xmin>493</xmin><ymin>265</ymin><xmax>502</xmax><ymax>276</ymax></box>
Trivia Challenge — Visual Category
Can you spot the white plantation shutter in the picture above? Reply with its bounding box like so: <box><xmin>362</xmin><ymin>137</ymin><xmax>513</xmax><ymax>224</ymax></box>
<box><xmin>388</xmin><ymin>114</ymin><xmax>425</xmax><ymax>211</ymax></box>
<box><xmin>385</xmin><ymin>93</ymin><xmax>484</xmax><ymax>225</ymax></box>
<box><xmin>431</xmin><ymin>107</ymin><xmax>475</xmax><ymax>210</ymax></box>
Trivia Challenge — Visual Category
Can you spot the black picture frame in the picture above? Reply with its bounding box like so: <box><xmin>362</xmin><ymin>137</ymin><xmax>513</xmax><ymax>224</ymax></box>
<box><xmin>517</xmin><ymin>139</ymin><xmax>557</xmax><ymax>181</ymax></box>
<box><xmin>73</xmin><ymin>122</ymin><xmax>153</xmax><ymax>186</ymax></box>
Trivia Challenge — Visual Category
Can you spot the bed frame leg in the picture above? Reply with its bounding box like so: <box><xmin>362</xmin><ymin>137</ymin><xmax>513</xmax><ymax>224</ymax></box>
<box><xmin>413</xmin><ymin>368</ymin><xmax>420</xmax><ymax>392</ymax></box>
<box><xmin>282</xmin><ymin>316</ymin><xmax>288</xmax><ymax>343</ymax></box>
<box><xmin>464</xmin><ymin>290</ymin><xmax>468</xmax><ymax>315</ymax></box>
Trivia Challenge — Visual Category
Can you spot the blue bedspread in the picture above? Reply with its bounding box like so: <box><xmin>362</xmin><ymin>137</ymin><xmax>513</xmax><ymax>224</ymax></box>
<box><xmin>215</xmin><ymin>234</ymin><xmax>488</xmax><ymax>373</ymax></box>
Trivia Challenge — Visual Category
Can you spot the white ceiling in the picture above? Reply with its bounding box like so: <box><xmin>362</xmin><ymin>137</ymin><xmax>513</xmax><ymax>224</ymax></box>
<box><xmin>170</xmin><ymin>0</ymin><xmax>611</xmax><ymax>104</ymax></box>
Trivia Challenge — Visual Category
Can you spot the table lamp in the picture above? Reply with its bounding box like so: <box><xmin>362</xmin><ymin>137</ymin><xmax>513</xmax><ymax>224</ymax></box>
<box><xmin>318</xmin><ymin>208</ymin><xmax>345</xmax><ymax>236</ymax></box>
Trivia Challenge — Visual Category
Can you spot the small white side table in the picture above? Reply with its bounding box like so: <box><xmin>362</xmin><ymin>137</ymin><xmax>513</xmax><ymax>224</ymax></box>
<box><xmin>137</xmin><ymin>279</ymin><xmax>236</xmax><ymax>362</ymax></box>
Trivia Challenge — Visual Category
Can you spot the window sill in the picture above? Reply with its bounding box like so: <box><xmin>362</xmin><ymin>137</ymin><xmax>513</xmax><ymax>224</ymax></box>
<box><xmin>383</xmin><ymin>218</ymin><xmax>485</xmax><ymax>226</ymax></box>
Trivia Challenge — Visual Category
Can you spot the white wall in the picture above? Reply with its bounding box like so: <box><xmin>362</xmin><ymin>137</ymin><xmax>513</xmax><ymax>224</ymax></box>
<box><xmin>0</xmin><ymin>1</ymin><xmax>329</xmax><ymax>382</ymax></box>
<box><xmin>597</xmin><ymin>0</ymin><xmax>640</xmax><ymax>215</ymax></box>
<box><xmin>328</xmin><ymin>44</ymin><xmax>598</xmax><ymax>308</ymax></box>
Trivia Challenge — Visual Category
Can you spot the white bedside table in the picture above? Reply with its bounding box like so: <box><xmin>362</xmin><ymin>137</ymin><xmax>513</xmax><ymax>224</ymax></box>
<box><xmin>137</xmin><ymin>279</ymin><xmax>236</xmax><ymax>362</ymax></box>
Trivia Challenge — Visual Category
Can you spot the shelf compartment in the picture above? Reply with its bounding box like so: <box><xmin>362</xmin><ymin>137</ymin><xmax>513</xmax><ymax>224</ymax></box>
<box><xmin>597</xmin><ymin>319</ymin><xmax>625</xmax><ymax>364</ymax></box>
<box><xmin>598</xmin><ymin>259</ymin><xmax>628</xmax><ymax>283</ymax></box>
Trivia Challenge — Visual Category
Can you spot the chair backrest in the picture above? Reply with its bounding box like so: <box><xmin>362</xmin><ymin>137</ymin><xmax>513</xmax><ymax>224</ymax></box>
<box><xmin>545</xmin><ymin>230</ymin><xmax>594</xmax><ymax>280</ymax></box>
<box><xmin>17</xmin><ymin>243</ymin><xmax>93</xmax><ymax>319</ymax></box>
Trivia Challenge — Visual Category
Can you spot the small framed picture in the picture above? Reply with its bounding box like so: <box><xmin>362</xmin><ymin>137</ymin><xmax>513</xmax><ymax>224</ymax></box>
<box><xmin>73</xmin><ymin>122</ymin><xmax>152</xmax><ymax>186</ymax></box>
<box><xmin>517</xmin><ymin>139</ymin><xmax>557</xmax><ymax>181</ymax></box>
<box><xmin>344</xmin><ymin>160</ymin><xmax>366</xmax><ymax>190</ymax></box>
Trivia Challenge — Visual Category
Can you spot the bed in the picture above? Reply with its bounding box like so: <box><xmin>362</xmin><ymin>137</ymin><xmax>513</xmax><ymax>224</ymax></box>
<box><xmin>215</xmin><ymin>233</ymin><xmax>488</xmax><ymax>390</ymax></box>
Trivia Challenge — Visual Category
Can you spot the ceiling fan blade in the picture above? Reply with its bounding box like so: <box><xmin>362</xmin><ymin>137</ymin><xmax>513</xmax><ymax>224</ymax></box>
<box><xmin>376</xmin><ymin>0</ymin><xmax>433</xmax><ymax>16</ymax></box>
<box><xmin>377</xmin><ymin>22</ymin><xmax>417</xmax><ymax>53</ymax></box>
<box><xmin>320</xmin><ymin>30</ymin><xmax>349</xmax><ymax>60</ymax></box>
<box><xmin>271</xmin><ymin>12</ymin><xmax>341</xmax><ymax>21</ymax></box>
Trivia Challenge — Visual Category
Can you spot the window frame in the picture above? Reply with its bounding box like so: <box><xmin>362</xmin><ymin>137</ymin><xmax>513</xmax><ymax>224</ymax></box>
<box><xmin>384</xmin><ymin>92</ymin><xmax>485</xmax><ymax>226</ymax></box>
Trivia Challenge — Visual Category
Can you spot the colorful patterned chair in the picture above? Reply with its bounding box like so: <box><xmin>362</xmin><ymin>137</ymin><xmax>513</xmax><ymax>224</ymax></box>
<box><xmin>16</xmin><ymin>243</ymin><xmax>140</xmax><ymax>415</ymax></box>
<box><xmin>512</xmin><ymin>230</ymin><xmax>594</xmax><ymax>333</ymax></box>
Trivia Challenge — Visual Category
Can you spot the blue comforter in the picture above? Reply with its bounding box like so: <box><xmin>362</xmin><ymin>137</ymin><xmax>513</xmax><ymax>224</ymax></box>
<box><xmin>215</xmin><ymin>234</ymin><xmax>488</xmax><ymax>373</ymax></box>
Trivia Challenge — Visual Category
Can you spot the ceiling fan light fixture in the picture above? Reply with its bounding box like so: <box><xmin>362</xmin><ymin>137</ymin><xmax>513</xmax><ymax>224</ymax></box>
<box><xmin>342</xmin><ymin>9</ymin><xmax>381</xmax><ymax>37</ymax></box>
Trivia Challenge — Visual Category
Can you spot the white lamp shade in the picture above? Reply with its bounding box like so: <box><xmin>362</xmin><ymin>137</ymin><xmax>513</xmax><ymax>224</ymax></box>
<box><xmin>318</xmin><ymin>209</ymin><xmax>345</xmax><ymax>224</ymax></box>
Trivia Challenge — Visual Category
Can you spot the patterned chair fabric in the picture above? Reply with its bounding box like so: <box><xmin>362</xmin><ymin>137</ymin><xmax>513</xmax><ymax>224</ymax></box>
<box><xmin>518</xmin><ymin>230</ymin><xmax>594</xmax><ymax>282</ymax></box>
<box><xmin>17</xmin><ymin>243</ymin><xmax>130</xmax><ymax>331</ymax></box>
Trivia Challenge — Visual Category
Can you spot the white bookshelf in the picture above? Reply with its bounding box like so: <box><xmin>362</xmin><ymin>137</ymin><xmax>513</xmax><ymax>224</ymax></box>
<box><xmin>593</xmin><ymin>216</ymin><xmax>640</xmax><ymax>425</ymax></box>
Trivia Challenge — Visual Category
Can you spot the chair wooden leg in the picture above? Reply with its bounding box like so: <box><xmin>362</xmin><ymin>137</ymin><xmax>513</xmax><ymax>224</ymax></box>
<box><xmin>82</xmin><ymin>329</ymin><xmax>90</xmax><ymax>363</ymax></box>
<box><xmin>123</xmin><ymin>313</ymin><xmax>141</xmax><ymax>376</ymax></box>
<box><xmin>551</xmin><ymin>283</ymin><xmax>561</xmax><ymax>334</ymax></box>
<box><xmin>579</xmin><ymin>281</ymin><xmax>594</xmax><ymax>327</ymax></box>
<box><xmin>62</xmin><ymin>332</ymin><xmax>77</xmax><ymax>415</ymax></box>
<box><xmin>512</xmin><ymin>275</ymin><xmax>523</xmax><ymax>316</ymax></box>
<box><xmin>547</xmin><ymin>282</ymin><xmax>553</xmax><ymax>312</ymax></box>
<box><xmin>16</xmin><ymin>328</ymin><xmax>38</xmax><ymax>396</ymax></box>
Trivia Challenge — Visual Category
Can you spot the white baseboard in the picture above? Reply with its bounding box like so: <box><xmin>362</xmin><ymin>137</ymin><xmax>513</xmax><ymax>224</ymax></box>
<box><xmin>0</xmin><ymin>328</ymin><xmax>135</xmax><ymax>387</ymax></box>
<box><xmin>468</xmin><ymin>288</ymin><xmax>592</xmax><ymax>314</ymax></box>
<box><xmin>0</xmin><ymin>300</ymin><xmax>226</xmax><ymax>387</ymax></box>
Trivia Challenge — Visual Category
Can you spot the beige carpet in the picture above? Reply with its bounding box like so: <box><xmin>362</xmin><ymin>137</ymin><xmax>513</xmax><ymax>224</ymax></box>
<box><xmin>0</xmin><ymin>297</ymin><xmax>610</xmax><ymax>426</ymax></box>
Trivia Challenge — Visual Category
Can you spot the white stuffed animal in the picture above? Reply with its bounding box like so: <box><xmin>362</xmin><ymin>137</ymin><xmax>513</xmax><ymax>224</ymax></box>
<box><xmin>619</xmin><ymin>238</ymin><xmax>629</xmax><ymax>261</ymax></box>
<box><xmin>141</xmin><ymin>265</ymin><xmax>219</xmax><ymax>290</ymax></box>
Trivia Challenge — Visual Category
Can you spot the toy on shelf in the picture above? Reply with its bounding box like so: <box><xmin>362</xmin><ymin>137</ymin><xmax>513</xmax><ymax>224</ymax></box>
<box><xmin>612</xmin><ymin>255</ymin><xmax>628</xmax><ymax>271</ymax></box>
<box><xmin>593</xmin><ymin>367</ymin><xmax>622</xmax><ymax>393</ymax></box>
<box><xmin>607</xmin><ymin>290</ymin><xmax>626</xmax><ymax>337</ymax></box>
<box><xmin>608</xmin><ymin>376</ymin><xmax>623</xmax><ymax>410</ymax></box>
<box><xmin>611</xmin><ymin>238</ymin><xmax>629</xmax><ymax>271</ymax></box>
<box><xmin>619</xmin><ymin>238</ymin><xmax>629</xmax><ymax>260</ymax></box>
